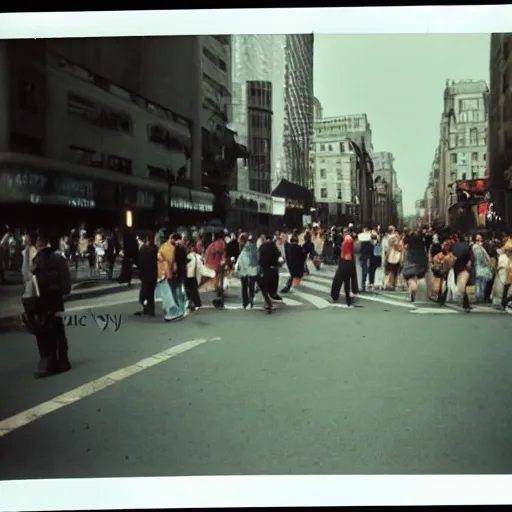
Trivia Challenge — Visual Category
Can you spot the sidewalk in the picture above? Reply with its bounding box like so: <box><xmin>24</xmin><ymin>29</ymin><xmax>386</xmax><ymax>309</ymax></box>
<box><xmin>0</xmin><ymin>279</ymin><xmax>141</xmax><ymax>333</ymax></box>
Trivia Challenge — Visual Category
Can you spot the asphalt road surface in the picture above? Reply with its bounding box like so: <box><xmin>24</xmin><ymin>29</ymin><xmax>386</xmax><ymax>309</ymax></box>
<box><xmin>1</xmin><ymin>269</ymin><xmax>512</xmax><ymax>480</ymax></box>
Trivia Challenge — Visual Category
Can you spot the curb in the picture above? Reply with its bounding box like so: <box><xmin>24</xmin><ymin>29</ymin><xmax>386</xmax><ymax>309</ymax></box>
<box><xmin>0</xmin><ymin>282</ymin><xmax>141</xmax><ymax>335</ymax></box>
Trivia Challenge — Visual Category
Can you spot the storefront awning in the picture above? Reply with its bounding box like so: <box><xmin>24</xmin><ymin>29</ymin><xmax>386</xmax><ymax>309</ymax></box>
<box><xmin>271</xmin><ymin>178</ymin><xmax>313</xmax><ymax>207</ymax></box>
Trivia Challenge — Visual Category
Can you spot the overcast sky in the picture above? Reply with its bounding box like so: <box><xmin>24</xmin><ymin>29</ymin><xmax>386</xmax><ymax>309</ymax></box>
<box><xmin>314</xmin><ymin>34</ymin><xmax>490</xmax><ymax>215</ymax></box>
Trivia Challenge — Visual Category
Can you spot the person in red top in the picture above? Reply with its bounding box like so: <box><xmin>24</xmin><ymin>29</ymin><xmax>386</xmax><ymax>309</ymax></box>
<box><xmin>331</xmin><ymin>227</ymin><xmax>358</xmax><ymax>307</ymax></box>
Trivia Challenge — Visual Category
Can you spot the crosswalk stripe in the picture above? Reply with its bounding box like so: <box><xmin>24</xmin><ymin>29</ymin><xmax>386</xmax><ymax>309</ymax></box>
<box><xmin>286</xmin><ymin>289</ymin><xmax>331</xmax><ymax>309</ymax></box>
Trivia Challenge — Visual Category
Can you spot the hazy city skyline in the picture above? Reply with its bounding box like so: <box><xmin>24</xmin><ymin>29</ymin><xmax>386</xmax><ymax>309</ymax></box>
<box><xmin>314</xmin><ymin>33</ymin><xmax>491</xmax><ymax>216</ymax></box>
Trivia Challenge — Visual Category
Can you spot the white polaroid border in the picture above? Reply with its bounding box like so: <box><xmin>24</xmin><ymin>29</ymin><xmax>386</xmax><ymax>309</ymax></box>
<box><xmin>1</xmin><ymin>6</ymin><xmax>512</xmax><ymax>511</ymax></box>
<box><xmin>0</xmin><ymin>6</ymin><xmax>510</xmax><ymax>39</ymax></box>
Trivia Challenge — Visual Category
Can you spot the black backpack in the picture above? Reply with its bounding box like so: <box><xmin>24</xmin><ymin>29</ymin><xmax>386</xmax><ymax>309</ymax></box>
<box><xmin>34</xmin><ymin>250</ymin><xmax>72</xmax><ymax>297</ymax></box>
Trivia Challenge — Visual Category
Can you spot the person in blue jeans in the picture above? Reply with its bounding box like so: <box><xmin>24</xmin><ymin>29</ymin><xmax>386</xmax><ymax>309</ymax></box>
<box><xmin>358</xmin><ymin>226</ymin><xmax>374</xmax><ymax>292</ymax></box>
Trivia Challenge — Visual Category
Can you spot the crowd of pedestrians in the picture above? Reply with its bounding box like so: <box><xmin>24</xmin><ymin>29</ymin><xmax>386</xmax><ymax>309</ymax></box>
<box><xmin>4</xmin><ymin>220</ymin><xmax>512</xmax><ymax>380</ymax></box>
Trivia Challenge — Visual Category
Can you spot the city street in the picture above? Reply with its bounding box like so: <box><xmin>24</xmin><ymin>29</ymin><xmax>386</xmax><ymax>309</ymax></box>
<box><xmin>1</xmin><ymin>269</ymin><xmax>512</xmax><ymax>480</ymax></box>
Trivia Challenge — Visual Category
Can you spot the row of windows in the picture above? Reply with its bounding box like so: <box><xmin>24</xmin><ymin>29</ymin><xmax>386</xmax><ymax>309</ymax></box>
<box><xmin>203</xmin><ymin>72</ymin><xmax>230</xmax><ymax>101</ymax></box>
<box><xmin>452</xmin><ymin>169</ymin><xmax>487</xmax><ymax>182</ymax></box>
<box><xmin>247</xmin><ymin>83</ymin><xmax>272</xmax><ymax>109</ymax></box>
<box><xmin>147</xmin><ymin>165</ymin><xmax>187</xmax><ymax>183</ymax></box>
<box><xmin>67</xmin><ymin>147</ymin><xmax>188</xmax><ymax>183</ymax></box>
<box><xmin>317</xmin><ymin>117</ymin><xmax>362</xmax><ymax>129</ymax></box>
<box><xmin>316</xmin><ymin>142</ymin><xmax>348</xmax><ymax>153</ymax></box>
<box><xmin>319</xmin><ymin>187</ymin><xmax>342</xmax><ymax>200</ymax></box>
<box><xmin>450</xmin><ymin>152</ymin><xmax>487</xmax><ymax>164</ymax></box>
<box><xmin>57</xmin><ymin>54</ymin><xmax>191</xmax><ymax>128</ymax></box>
<box><xmin>249</xmin><ymin>137</ymin><xmax>270</xmax><ymax>155</ymax></box>
<box><xmin>68</xmin><ymin>93</ymin><xmax>187</xmax><ymax>153</ymax></box>
<box><xmin>318</xmin><ymin>158</ymin><xmax>343</xmax><ymax>164</ymax></box>
<box><xmin>458</xmin><ymin>98</ymin><xmax>484</xmax><ymax>112</ymax></box>
<box><xmin>202</xmin><ymin>46</ymin><xmax>228</xmax><ymax>73</ymax></box>
<box><xmin>449</xmin><ymin>130</ymin><xmax>487</xmax><ymax>147</ymax></box>
<box><xmin>457</xmin><ymin>111</ymin><xmax>486</xmax><ymax>123</ymax></box>
<box><xmin>68</xmin><ymin>93</ymin><xmax>133</xmax><ymax>134</ymax></box>
<box><xmin>249</xmin><ymin>109</ymin><xmax>272</xmax><ymax>131</ymax></box>
<box><xmin>68</xmin><ymin>145</ymin><xmax>133</xmax><ymax>175</ymax></box>
<box><xmin>319</xmin><ymin>168</ymin><xmax>344</xmax><ymax>180</ymax></box>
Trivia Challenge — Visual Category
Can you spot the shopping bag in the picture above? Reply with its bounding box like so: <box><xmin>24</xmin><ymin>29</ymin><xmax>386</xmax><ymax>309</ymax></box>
<box><xmin>306</xmin><ymin>259</ymin><xmax>316</xmax><ymax>274</ymax></box>
<box><xmin>447</xmin><ymin>268</ymin><xmax>459</xmax><ymax>302</ymax></box>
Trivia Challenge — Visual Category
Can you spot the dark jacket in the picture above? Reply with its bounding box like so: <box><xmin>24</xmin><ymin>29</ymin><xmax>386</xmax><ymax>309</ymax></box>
<box><xmin>302</xmin><ymin>240</ymin><xmax>315</xmax><ymax>259</ymax></box>
<box><xmin>259</xmin><ymin>240</ymin><xmax>280</xmax><ymax>269</ymax></box>
<box><xmin>123</xmin><ymin>231</ymin><xmax>138</xmax><ymax>260</ymax></box>
<box><xmin>174</xmin><ymin>245</ymin><xmax>188</xmax><ymax>283</ymax></box>
<box><xmin>226</xmin><ymin>238</ymin><xmax>240</xmax><ymax>261</ymax></box>
<box><xmin>137</xmin><ymin>244</ymin><xmax>158</xmax><ymax>283</ymax></box>
<box><xmin>285</xmin><ymin>241</ymin><xmax>306</xmax><ymax>278</ymax></box>
<box><xmin>106</xmin><ymin>235</ymin><xmax>120</xmax><ymax>263</ymax></box>
<box><xmin>452</xmin><ymin>241</ymin><xmax>473</xmax><ymax>276</ymax></box>
<box><xmin>358</xmin><ymin>232</ymin><xmax>374</xmax><ymax>259</ymax></box>
<box><xmin>32</xmin><ymin>247</ymin><xmax>71</xmax><ymax>312</ymax></box>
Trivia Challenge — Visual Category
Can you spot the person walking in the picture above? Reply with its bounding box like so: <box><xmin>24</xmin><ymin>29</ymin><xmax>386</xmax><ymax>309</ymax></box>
<box><xmin>234</xmin><ymin>233</ymin><xmax>260</xmax><ymax>309</ymax></box>
<box><xmin>358</xmin><ymin>226</ymin><xmax>373</xmax><ymax>292</ymax></box>
<box><xmin>27</xmin><ymin>232</ymin><xmax>72</xmax><ymax>377</ymax></box>
<box><xmin>258</xmin><ymin>233</ymin><xmax>282</xmax><ymax>314</ymax></box>
<box><xmin>119</xmin><ymin>228</ymin><xmax>138</xmax><ymax>285</ymax></box>
<box><xmin>135</xmin><ymin>233</ymin><xmax>158</xmax><ymax>317</ymax></box>
<box><xmin>331</xmin><ymin>227</ymin><xmax>358</xmax><ymax>307</ymax></box>
<box><xmin>402</xmin><ymin>227</ymin><xmax>428</xmax><ymax>303</ymax></box>
<box><xmin>280</xmin><ymin>234</ymin><xmax>305</xmax><ymax>294</ymax></box>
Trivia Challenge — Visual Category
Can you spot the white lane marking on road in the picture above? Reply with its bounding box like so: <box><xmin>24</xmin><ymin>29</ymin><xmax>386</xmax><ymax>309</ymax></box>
<box><xmin>354</xmin><ymin>294</ymin><xmax>416</xmax><ymax>309</ymax></box>
<box><xmin>281</xmin><ymin>297</ymin><xmax>303</xmax><ymax>306</ymax></box>
<box><xmin>411</xmin><ymin>308</ymin><xmax>458</xmax><ymax>315</ymax></box>
<box><xmin>0</xmin><ymin>337</ymin><xmax>221</xmax><ymax>437</ymax></box>
<box><xmin>287</xmin><ymin>289</ymin><xmax>331</xmax><ymax>309</ymax></box>
<box><xmin>65</xmin><ymin>292</ymin><xmax>139</xmax><ymax>313</ymax></box>
<box><xmin>443</xmin><ymin>303</ymin><xmax>504</xmax><ymax>314</ymax></box>
<box><xmin>292</xmin><ymin>278</ymin><xmax>413</xmax><ymax>310</ymax></box>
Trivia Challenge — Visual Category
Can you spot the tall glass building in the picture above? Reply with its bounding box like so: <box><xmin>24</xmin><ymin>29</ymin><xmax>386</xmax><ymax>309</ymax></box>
<box><xmin>231</xmin><ymin>34</ymin><xmax>314</xmax><ymax>194</ymax></box>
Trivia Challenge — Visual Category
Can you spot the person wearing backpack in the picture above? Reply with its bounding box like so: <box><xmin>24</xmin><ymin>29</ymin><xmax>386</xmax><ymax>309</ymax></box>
<box><xmin>30</xmin><ymin>232</ymin><xmax>72</xmax><ymax>378</ymax></box>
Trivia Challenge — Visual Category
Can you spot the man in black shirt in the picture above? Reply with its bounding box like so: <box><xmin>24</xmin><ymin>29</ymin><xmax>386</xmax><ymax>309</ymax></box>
<box><xmin>451</xmin><ymin>233</ymin><xmax>473</xmax><ymax>312</ymax></box>
<box><xmin>135</xmin><ymin>233</ymin><xmax>158</xmax><ymax>317</ymax></box>
<box><xmin>258</xmin><ymin>234</ymin><xmax>282</xmax><ymax>313</ymax></box>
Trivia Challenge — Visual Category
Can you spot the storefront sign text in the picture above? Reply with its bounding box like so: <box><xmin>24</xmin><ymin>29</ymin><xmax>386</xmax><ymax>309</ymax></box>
<box><xmin>170</xmin><ymin>198</ymin><xmax>213</xmax><ymax>212</ymax></box>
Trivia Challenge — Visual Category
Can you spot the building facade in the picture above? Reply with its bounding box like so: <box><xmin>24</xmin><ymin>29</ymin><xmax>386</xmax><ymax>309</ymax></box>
<box><xmin>313</xmin><ymin>96</ymin><xmax>323</xmax><ymax>121</ymax></box>
<box><xmin>435</xmin><ymin>79</ymin><xmax>489</xmax><ymax>225</ymax></box>
<box><xmin>0</xmin><ymin>36</ymin><xmax>238</xmax><ymax>229</ymax></box>
<box><xmin>394</xmin><ymin>187</ymin><xmax>404</xmax><ymax>228</ymax></box>
<box><xmin>230</xmin><ymin>35</ymin><xmax>285</xmax><ymax>196</ymax></box>
<box><xmin>311</xmin><ymin>114</ymin><xmax>373</xmax><ymax>225</ymax></box>
<box><xmin>283</xmin><ymin>34</ymin><xmax>315</xmax><ymax>190</ymax></box>
<box><xmin>231</xmin><ymin>34</ymin><xmax>314</xmax><ymax>194</ymax></box>
<box><xmin>488</xmin><ymin>33</ymin><xmax>512</xmax><ymax>230</ymax></box>
<box><xmin>372</xmin><ymin>151</ymin><xmax>399</xmax><ymax>228</ymax></box>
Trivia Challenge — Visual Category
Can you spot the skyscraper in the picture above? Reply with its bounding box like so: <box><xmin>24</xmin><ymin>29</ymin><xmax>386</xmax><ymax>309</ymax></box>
<box><xmin>230</xmin><ymin>34</ymin><xmax>314</xmax><ymax>194</ymax></box>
